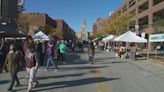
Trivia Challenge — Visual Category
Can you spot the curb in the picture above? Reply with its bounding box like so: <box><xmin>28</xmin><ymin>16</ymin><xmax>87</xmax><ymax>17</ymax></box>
<box><xmin>152</xmin><ymin>59</ymin><xmax>164</xmax><ymax>66</ymax></box>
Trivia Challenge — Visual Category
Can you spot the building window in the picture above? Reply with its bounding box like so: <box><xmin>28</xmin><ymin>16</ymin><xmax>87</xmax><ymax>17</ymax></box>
<box><xmin>139</xmin><ymin>16</ymin><xmax>148</xmax><ymax>30</ymax></box>
<box><xmin>129</xmin><ymin>0</ymin><xmax>136</xmax><ymax>8</ymax></box>
<box><xmin>130</xmin><ymin>9</ymin><xmax>136</xmax><ymax>15</ymax></box>
<box><xmin>122</xmin><ymin>5</ymin><xmax>127</xmax><ymax>12</ymax></box>
<box><xmin>129</xmin><ymin>21</ymin><xmax>136</xmax><ymax>31</ymax></box>
<box><xmin>153</xmin><ymin>9</ymin><xmax>164</xmax><ymax>22</ymax></box>
<box><xmin>138</xmin><ymin>1</ymin><xmax>148</xmax><ymax>13</ymax></box>
<box><xmin>153</xmin><ymin>0</ymin><xmax>164</xmax><ymax>6</ymax></box>
<box><xmin>58</xmin><ymin>22</ymin><xmax>62</xmax><ymax>26</ymax></box>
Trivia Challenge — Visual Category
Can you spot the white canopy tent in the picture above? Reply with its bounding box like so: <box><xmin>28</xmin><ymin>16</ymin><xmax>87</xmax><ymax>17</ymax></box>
<box><xmin>113</xmin><ymin>31</ymin><xmax>147</xmax><ymax>60</ymax></box>
<box><xmin>114</xmin><ymin>31</ymin><xmax>147</xmax><ymax>43</ymax></box>
<box><xmin>32</xmin><ymin>31</ymin><xmax>50</xmax><ymax>41</ymax></box>
<box><xmin>102</xmin><ymin>35</ymin><xmax>115</xmax><ymax>43</ymax></box>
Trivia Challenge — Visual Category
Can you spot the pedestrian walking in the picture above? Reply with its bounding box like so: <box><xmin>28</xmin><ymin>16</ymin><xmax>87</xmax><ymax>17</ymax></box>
<box><xmin>71</xmin><ymin>43</ymin><xmax>75</xmax><ymax>52</ymax></box>
<box><xmin>42</xmin><ymin>41</ymin><xmax>48</xmax><ymax>66</ymax></box>
<box><xmin>88</xmin><ymin>42</ymin><xmax>95</xmax><ymax>64</ymax></box>
<box><xmin>3</xmin><ymin>43</ymin><xmax>23</xmax><ymax>91</ymax></box>
<box><xmin>59</xmin><ymin>40</ymin><xmax>67</xmax><ymax>62</ymax></box>
<box><xmin>24</xmin><ymin>36</ymin><xmax>39</xmax><ymax>92</ymax></box>
<box><xmin>46</xmin><ymin>41</ymin><xmax>59</xmax><ymax>71</ymax></box>
<box><xmin>0</xmin><ymin>42</ymin><xmax>9</xmax><ymax>73</ymax></box>
<box><xmin>55</xmin><ymin>40</ymin><xmax>60</xmax><ymax>61</ymax></box>
<box><xmin>36</xmin><ymin>41</ymin><xmax>43</xmax><ymax>66</ymax></box>
<box><xmin>0</xmin><ymin>42</ymin><xmax>4</xmax><ymax>73</ymax></box>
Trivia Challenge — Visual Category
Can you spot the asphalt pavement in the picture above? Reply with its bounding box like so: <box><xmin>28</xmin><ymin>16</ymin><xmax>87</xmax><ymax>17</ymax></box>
<box><xmin>0</xmin><ymin>49</ymin><xmax>164</xmax><ymax>92</ymax></box>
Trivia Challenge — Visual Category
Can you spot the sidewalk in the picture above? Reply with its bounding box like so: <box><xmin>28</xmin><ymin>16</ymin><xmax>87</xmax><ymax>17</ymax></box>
<box><xmin>152</xmin><ymin>56</ymin><xmax>164</xmax><ymax>65</ymax></box>
<box><xmin>105</xmin><ymin>51</ymin><xmax>164</xmax><ymax>74</ymax></box>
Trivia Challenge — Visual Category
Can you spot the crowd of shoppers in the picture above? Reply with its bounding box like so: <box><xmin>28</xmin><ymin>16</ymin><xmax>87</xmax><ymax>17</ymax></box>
<box><xmin>0</xmin><ymin>35</ymin><xmax>100</xmax><ymax>92</ymax></box>
<box><xmin>0</xmin><ymin>36</ymin><xmax>92</xmax><ymax>91</ymax></box>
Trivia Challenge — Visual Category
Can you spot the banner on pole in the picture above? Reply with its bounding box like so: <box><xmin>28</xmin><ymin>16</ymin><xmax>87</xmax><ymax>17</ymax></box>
<box><xmin>149</xmin><ymin>34</ymin><xmax>164</xmax><ymax>42</ymax></box>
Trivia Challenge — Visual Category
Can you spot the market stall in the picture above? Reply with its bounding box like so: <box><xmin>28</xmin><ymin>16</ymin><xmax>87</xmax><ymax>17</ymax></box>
<box><xmin>114</xmin><ymin>31</ymin><xmax>147</xmax><ymax>59</ymax></box>
<box><xmin>32</xmin><ymin>31</ymin><xmax>50</xmax><ymax>41</ymax></box>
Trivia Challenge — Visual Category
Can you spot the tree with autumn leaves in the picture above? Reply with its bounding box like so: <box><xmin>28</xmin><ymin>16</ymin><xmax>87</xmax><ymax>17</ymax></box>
<box><xmin>103</xmin><ymin>13</ymin><xmax>134</xmax><ymax>36</ymax></box>
<box><xmin>39</xmin><ymin>25</ymin><xmax>63</xmax><ymax>37</ymax></box>
<box><xmin>17</xmin><ymin>15</ymin><xmax>29</xmax><ymax>34</ymax></box>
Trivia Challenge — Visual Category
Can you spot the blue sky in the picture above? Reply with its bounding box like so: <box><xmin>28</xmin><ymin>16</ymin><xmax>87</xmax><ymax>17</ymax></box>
<box><xmin>24</xmin><ymin>0</ymin><xmax>124</xmax><ymax>32</ymax></box>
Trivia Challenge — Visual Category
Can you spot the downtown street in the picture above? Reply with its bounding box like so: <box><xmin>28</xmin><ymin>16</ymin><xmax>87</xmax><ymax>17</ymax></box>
<box><xmin>0</xmin><ymin>49</ymin><xmax>164</xmax><ymax>92</ymax></box>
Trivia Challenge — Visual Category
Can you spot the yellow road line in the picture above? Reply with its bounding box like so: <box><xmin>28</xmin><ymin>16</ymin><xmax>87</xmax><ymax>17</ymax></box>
<box><xmin>94</xmin><ymin>63</ymin><xmax>110</xmax><ymax>92</ymax></box>
<box><xmin>92</xmin><ymin>63</ymin><xmax>110</xmax><ymax>92</ymax></box>
<box><xmin>92</xmin><ymin>63</ymin><xmax>103</xmax><ymax>92</ymax></box>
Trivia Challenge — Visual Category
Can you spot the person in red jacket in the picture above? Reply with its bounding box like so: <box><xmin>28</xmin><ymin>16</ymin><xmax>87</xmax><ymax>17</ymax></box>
<box><xmin>24</xmin><ymin>36</ymin><xmax>39</xmax><ymax>92</ymax></box>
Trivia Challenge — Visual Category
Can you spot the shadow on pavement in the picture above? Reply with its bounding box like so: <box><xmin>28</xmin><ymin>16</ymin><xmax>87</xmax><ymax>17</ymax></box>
<box><xmin>61</xmin><ymin>65</ymin><xmax>108</xmax><ymax>71</ymax></box>
<box><xmin>0</xmin><ymin>80</ymin><xmax>9</xmax><ymax>85</ymax></box>
<box><xmin>11</xmin><ymin>86</ymin><xmax>27</xmax><ymax>92</ymax></box>
<box><xmin>37</xmin><ymin>73</ymin><xmax>86</xmax><ymax>80</ymax></box>
<box><xmin>34</xmin><ymin>77</ymin><xmax>120</xmax><ymax>91</ymax></box>
<box><xmin>61</xmin><ymin>53</ymin><xmax>88</xmax><ymax>65</ymax></box>
<box><xmin>94</xmin><ymin>57</ymin><xmax>117</xmax><ymax>60</ymax></box>
<box><xmin>111</xmin><ymin>61</ymin><xmax>127</xmax><ymax>63</ymax></box>
<box><xmin>135</xmin><ymin>58</ymin><xmax>147</xmax><ymax>60</ymax></box>
<box><xmin>37</xmin><ymin>65</ymin><xmax>108</xmax><ymax>80</ymax></box>
<box><xmin>94</xmin><ymin>58</ymin><xmax>127</xmax><ymax>64</ymax></box>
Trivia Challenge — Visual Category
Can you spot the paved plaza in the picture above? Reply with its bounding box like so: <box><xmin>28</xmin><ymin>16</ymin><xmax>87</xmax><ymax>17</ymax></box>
<box><xmin>0</xmin><ymin>50</ymin><xmax>164</xmax><ymax>92</ymax></box>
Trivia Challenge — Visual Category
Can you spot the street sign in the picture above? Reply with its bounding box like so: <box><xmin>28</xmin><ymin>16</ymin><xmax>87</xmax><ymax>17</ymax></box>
<box><xmin>149</xmin><ymin>33</ymin><xmax>164</xmax><ymax>42</ymax></box>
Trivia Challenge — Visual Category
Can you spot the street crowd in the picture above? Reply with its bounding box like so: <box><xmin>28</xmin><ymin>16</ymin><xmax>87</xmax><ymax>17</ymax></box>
<box><xmin>0</xmin><ymin>36</ymin><xmax>96</xmax><ymax>92</ymax></box>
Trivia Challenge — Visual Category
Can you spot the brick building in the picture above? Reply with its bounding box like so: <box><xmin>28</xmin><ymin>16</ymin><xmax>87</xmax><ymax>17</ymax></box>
<box><xmin>54</xmin><ymin>19</ymin><xmax>76</xmax><ymax>40</ymax></box>
<box><xmin>92</xmin><ymin>18</ymin><xmax>108</xmax><ymax>33</ymax></box>
<box><xmin>109</xmin><ymin>0</ymin><xmax>164</xmax><ymax>37</ymax></box>
<box><xmin>19</xmin><ymin>13</ymin><xmax>56</xmax><ymax>35</ymax></box>
<box><xmin>19</xmin><ymin>13</ymin><xmax>75</xmax><ymax>40</ymax></box>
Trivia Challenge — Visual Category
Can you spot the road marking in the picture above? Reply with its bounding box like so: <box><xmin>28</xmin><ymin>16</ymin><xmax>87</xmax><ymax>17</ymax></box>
<box><xmin>94</xmin><ymin>63</ymin><xmax>110</xmax><ymax>92</ymax></box>
<box><xmin>91</xmin><ymin>62</ymin><xmax>110</xmax><ymax>92</ymax></box>
<box><xmin>93</xmin><ymin>65</ymin><xmax>103</xmax><ymax>92</ymax></box>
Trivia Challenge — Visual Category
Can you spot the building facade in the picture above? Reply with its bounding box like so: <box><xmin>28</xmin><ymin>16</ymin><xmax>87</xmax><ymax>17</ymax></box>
<box><xmin>110</xmin><ymin>0</ymin><xmax>164</xmax><ymax>37</ymax></box>
<box><xmin>0</xmin><ymin>0</ymin><xmax>18</xmax><ymax>32</ymax></box>
<box><xmin>75</xmin><ymin>19</ymin><xmax>94</xmax><ymax>40</ymax></box>
<box><xmin>19</xmin><ymin>13</ymin><xmax>56</xmax><ymax>35</ymax></box>
<box><xmin>75</xmin><ymin>32</ymin><xmax>82</xmax><ymax>40</ymax></box>
<box><xmin>19</xmin><ymin>13</ymin><xmax>75</xmax><ymax>40</ymax></box>
<box><xmin>81</xmin><ymin>19</ymin><xmax>88</xmax><ymax>40</ymax></box>
<box><xmin>75</xmin><ymin>31</ymin><xmax>92</xmax><ymax>40</ymax></box>
<box><xmin>75</xmin><ymin>19</ymin><xmax>89</xmax><ymax>41</ymax></box>
<box><xmin>54</xmin><ymin>19</ymin><xmax>76</xmax><ymax>40</ymax></box>
<box><xmin>92</xmin><ymin>18</ymin><xmax>108</xmax><ymax>33</ymax></box>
